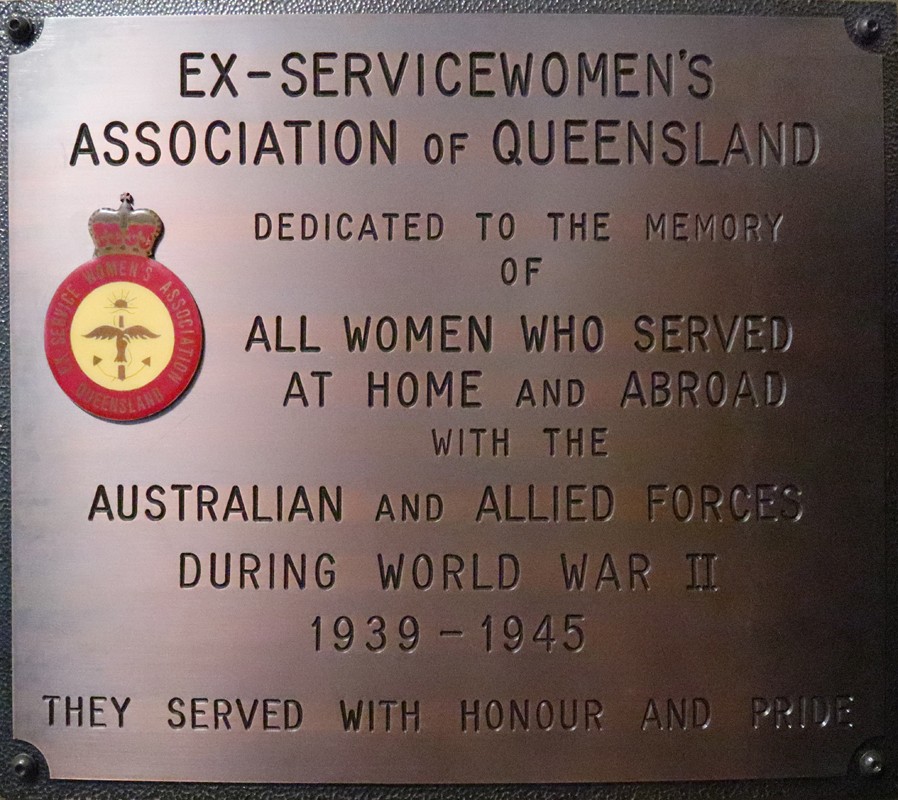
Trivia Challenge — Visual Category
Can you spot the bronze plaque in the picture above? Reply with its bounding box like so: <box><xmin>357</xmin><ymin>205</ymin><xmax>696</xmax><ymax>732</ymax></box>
<box><xmin>8</xmin><ymin>11</ymin><xmax>887</xmax><ymax>784</ymax></box>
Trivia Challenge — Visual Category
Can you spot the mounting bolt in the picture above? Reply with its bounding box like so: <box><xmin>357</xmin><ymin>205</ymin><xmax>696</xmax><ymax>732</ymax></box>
<box><xmin>6</xmin><ymin>14</ymin><xmax>34</xmax><ymax>44</ymax></box>
<box><xmin>10</xmin><ymin>753</ymin><xmax>37</xmax><ymax>783</ymax></box>
<box><xmin>855</xmin><ymin>16</ymin><xmax>881</xmax><ymax>44</ymax></box>
<box><xmin>858</xmin><ymin>748</ymin><xmax>885</xmax><ymax>777</ymax></box>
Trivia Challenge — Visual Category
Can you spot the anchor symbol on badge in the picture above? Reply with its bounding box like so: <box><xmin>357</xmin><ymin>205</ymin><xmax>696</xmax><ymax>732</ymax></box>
<box><xmin>83</xmin><ymin>290</ymin><xmax>160</xmax><ymax>383</ymax></box>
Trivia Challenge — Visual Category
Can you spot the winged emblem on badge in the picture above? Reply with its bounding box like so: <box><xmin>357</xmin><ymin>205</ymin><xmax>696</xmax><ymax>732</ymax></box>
<box><xmin>84</xmin><ymin>296</ymin><xmax>160</xmax><ymax>382</ymax></box>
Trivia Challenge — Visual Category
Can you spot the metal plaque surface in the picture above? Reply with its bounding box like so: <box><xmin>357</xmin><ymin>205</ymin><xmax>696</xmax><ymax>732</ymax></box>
<box><xmin>7</xmin><ymin>11</ymin><xmax>888</xmax><ymax>785</ymax></box>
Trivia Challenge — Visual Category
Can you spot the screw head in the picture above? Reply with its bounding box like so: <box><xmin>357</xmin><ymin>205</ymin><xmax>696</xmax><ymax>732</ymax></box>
<box><xmin>858</xmin><ymin>748</ymin><xmax>884</xmax><ymax>777</ymax></box>
<box><xmin>6</xmin><ymin>15</ymin><xmax>34</xmax><ymax>44</ymax></box>
<box><xmin>856</xmin><ymin>17</ymin><xmax>881</xmax><ymax>44</ymax></box>
<box><xmin>10</xmin><ymin>753</ymin><xmax>37</xmax><ymax>783</ymax></box>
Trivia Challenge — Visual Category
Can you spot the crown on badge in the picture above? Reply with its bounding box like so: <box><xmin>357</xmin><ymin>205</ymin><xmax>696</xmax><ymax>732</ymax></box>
<box><xmin>89</xmin><ymin>193</ymin><xmax>163</xmax><ymax>257</ymax></box>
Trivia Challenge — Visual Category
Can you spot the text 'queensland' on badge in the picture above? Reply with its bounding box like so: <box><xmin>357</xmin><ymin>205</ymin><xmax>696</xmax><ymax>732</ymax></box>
<box><xmin>44</xmin><ymin>194</ymin><xmax>204</xmax><ymax>421</ymax></box>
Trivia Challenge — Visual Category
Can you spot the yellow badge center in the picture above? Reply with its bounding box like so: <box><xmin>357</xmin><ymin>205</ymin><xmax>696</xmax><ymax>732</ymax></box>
<box><xmin>70</xmin><ymin>281</ymin><xmax>175</xmax><ymax>392</ymax></box>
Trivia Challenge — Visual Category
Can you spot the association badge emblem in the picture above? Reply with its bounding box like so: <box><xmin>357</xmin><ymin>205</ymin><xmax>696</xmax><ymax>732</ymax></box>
<box><xmin>44</xmin><ymin>193</ymin><xmax>203</xmax><ymax>421</ymax></box>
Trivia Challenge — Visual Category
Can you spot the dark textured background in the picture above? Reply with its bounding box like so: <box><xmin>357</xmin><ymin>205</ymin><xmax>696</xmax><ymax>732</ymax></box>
<box><xmin>1</xmin><ymin>1</ymin><xmax>897</xmax><ymax>797</ymax></box>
